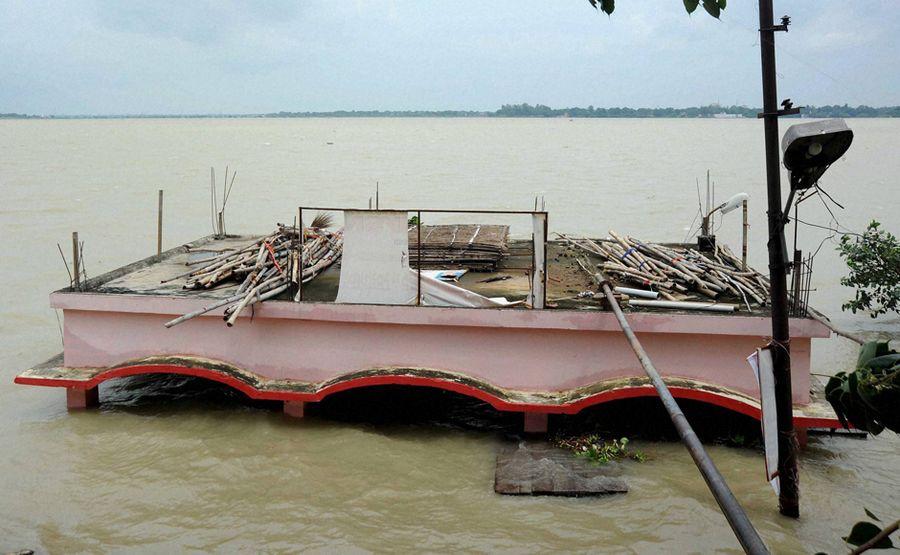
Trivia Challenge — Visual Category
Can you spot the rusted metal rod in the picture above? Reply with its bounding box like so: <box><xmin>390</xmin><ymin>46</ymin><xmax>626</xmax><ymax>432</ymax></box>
<box><xmin>594</xmin><ymin>270</ymin><xmax>768</xmax><ymax>555</ymax></box>
<box><xmin>157</xmin><ymin>189</ymin><xmax>164</xmax><ymax>255</ymax></box>
<box><xmin>294</xmin><ymin>206</ymin><xmax>547</xmax><ymax>215</ymax></box>
<box><xmin>72</xmin><ymin>231</ymin><xmax>81</xmax><ymax>290</ymax></box>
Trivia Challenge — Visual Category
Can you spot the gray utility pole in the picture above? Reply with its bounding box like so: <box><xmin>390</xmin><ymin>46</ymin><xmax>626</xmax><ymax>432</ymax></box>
<box><xmin>757</xmin><ymin>0</ymin><xmax>800</xmax><ymax>518</ymax></box>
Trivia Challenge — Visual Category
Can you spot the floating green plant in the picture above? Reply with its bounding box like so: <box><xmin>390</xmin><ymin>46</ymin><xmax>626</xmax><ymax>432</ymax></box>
<box><xmin>554</xmin><ymin>434</ymin><xmax>646</xmax><ymax>464</ymax></box>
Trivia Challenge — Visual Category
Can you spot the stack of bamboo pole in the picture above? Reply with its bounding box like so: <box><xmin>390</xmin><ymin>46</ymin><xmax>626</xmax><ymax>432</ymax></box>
<box><xmin>164</xmin><ymin>222</ymin><xmax>343</xmax><ymax>328</ymax></box>
<box><xmin>558</xmin><ymin>231</ymin><xmax>770</xmax><ymax>310</ymax></box>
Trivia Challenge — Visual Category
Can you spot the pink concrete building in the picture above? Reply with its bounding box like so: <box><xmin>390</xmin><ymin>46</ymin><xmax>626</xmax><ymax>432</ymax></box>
<box><xmin>15</xmin><ymin>213</ymin><xmax>841</xmax><ymax>436</ymax></box>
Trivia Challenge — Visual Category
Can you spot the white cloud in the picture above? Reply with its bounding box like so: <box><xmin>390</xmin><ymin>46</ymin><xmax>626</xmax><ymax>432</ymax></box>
<box><xmin>0</xmin><ymin>0</ymin><xmax>897</xmax><ymax>114</ymax></box>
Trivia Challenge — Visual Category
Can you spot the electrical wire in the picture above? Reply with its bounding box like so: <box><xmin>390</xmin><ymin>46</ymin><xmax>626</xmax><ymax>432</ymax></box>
<box><xmin>815</xmin><ymin>183</ymin><xmax>845</xmax><ymax>210</ymax></box>
<box><xmin>793</xmin><ymin>216</ymin><xmax>862</xmax><ymax>237</ymax></box>
<box><xmin>810</xmin><ymin>232</ymin><xmax>836</xmax><ymax>259</ymax></box>
<box><xmin>681</xmin><ymin>179</ymin><xmax>705</xmax><ymax>244</ymax></box>
<box><xmin>718</xmin><ymin>11</ymin><xmax>870</xmax><ymax>102</ymax></box>
<box><xmin>682</xmin><ymin>213</ymin><xmax>700</xmax><ymax>244</ymax></box>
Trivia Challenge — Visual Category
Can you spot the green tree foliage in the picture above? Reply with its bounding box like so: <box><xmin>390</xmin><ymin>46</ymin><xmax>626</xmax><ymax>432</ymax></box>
<box><xmin>838</xmin><ymin>221</ymin><xmax>900</xmax><ymax>318</ymax></box>
<box><xmin>588</xmin><ymin>0</ymin><xmax>727</xmax><ymax>18</ymax></box>
<box><xmin>829</xmin><ymin>509</ymin><xmax>899</xmax><ymax>552</ymax></box>
<box><xmin>826</xmin><ymin>341</ymin><xmax>900</xmax><ymax>435</ymax></box>
<box><xmin>490</xmin><ymin>104</ymin><xmax>900</xmax><ymax>119</ymax></box>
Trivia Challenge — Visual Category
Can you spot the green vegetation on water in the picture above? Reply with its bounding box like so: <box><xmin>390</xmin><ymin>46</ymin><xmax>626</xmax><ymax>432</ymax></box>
<box><xmin>554</xmin><ymin>434</ymin><xmax>647</xmax><ymax>464</ymax></box>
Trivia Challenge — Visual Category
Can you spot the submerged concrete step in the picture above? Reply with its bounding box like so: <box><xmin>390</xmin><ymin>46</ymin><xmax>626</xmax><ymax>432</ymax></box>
<box><xmin>494</xmin><ymin>441</ymin><xmax>628</xmax><ymax>496</ymax></box>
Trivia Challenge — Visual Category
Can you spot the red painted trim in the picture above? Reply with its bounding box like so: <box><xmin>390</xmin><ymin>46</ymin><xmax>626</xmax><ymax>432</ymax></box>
<box><xmin>15</xmin><ymin>363</ymin><xmax>841</xmax><ymax>428</ymax></box>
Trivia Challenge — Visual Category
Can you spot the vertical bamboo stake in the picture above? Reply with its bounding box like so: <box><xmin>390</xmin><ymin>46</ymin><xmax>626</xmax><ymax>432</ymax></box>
<box><xmin>791</xmin><ymin>249</ymin><xmax>803</xmax><ymax>317</ymax></box>
<box><xmin>706</xmin><ymin>170</ymin><xmax>711</xmax><ymax>224</ymax></box>
<box><xmin>157</xmin><ymin>189</ymin><xmax>164</xmax><ymax>255</ymax></box>
<box><xmin>543</xmin><ymin>211</ymin><xmax>549</xmax><ymax>308</ymax></box>
<box><xmin>294</xmin><ymin>207</ymin><xmax>304</xmax><ymax>302</ymax></box>
<box><xmin>416</xmin><ymin>211</ymin><xmax>422</xmax><ymax>306</ymax></box>
<box><xmin>742</xmin><ymin>199</ymin><xmax>749</xmax><ymax>270</ymax></box>
<box><xmin>210</xmin><ymin>167</ymin><xmax>217</xmax><ymax>235</ymax></box>
<box><xmin>72</xmin><ymin>231</ymin><xmax>81</xmax><ymax>290</ymax></box>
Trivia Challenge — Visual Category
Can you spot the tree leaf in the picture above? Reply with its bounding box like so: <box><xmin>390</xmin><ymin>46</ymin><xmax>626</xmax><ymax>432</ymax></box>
<box><xmin>702</xmin><ymin>0</ymin><xmax>720</xmax><ymax>18</ymax></box>
<box><xmin>843</xmin><ymin>521</ymin><xmax>894</xmax><ymax>549</ymax></box>
<box><xmin>864</xmin><ymin>508</ymin><xmax>881</xmax><ymax>522</ymax></box>
<box><xmin>600</xmin><ymin>0</ymin><xmax>615</xmax><ymax>15</ymax></box>
<box><xmin>858</xmin><ymin>341</ymin><xmax>892</xmax><ymax>368</ymax></box>
<box><xmin>683</xmin><ymin>0</ymin><xmax>700</xmax><ymax>14</ymax></box>
<box><xmin>717</xmin><ymin>0</ymin><xmax>727</xmax><ymax>9</ymax></box>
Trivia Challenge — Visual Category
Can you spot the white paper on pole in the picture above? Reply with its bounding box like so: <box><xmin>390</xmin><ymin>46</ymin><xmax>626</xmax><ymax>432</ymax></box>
<box><xmin>747</xmin><ymin>347</ymin><xmax>780</xmax><ymax>495</ymax></box>
<box><xmin>336</xmin><ymin>210</ymin><xmax>418</xmax><ymax>305</ymax></box>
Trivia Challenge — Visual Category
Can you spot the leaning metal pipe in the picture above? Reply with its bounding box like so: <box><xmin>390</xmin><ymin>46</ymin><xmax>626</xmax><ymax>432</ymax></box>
<box><xmin>595</xmin><ymin>271</ymin><xmax>769</xmax><ymax>555</ymax></box>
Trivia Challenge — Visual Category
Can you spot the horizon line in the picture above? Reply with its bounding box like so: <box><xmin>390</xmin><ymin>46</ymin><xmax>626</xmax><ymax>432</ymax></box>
<box><xmin>3</xmin><ymin>102</ymin><xmax>899</xmax><ymax>119</ymax></box>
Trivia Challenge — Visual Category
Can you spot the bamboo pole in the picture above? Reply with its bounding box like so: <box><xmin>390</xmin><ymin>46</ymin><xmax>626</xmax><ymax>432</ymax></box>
<box><xmin>417</xmin><ymin>211</ymin><xmax>422</xmax><ymax>306</ymax></box>
<box><xmin>609</xmin><ymin>230</ymin><xmax>665</xmax><ymax>279</ymax></box>
<box><xmin>294</xmin><ymin>208</ymin><xmax>303</xmax><ymax>302</ymax></box>
<box><xmin>165</xmin><ymin>224</ymin><xmax>342</xmax><ymax>328</ymax></box>
<box><xmin>791</xmin><ymin>250</ymin><xmax>803</xmax><ymax>317</ymax></box>
<box><xmin>561</xmin><ymin>231</ymin><xmax>773</xmax><ymax>310</ymax></box>
<box><xmin>807</xmin><ymin>309</ymin><xmax>865</xmax><ymax>345</ymax></box>
<box><xmin>226</xmin><ymin>278</ymin><xmax>285</xmax><ymax>326</ymax></box>
<box><xmin>742</xmin><ymin>200</ymin><xmax>749</xmax><ymax>271</ymax></box>
<box><xmin>164</xmin><ymin>293</ymin><xmax>246</xmax><ymax>328</ymax></box>
<box><xmin>634</xmin><ymin>240</ymin><xmax>720</xmax><ymax>296</ymax></box>
<box><xmin>210</xmin><ymin>167</ymin><xmax>217</xmax><ymax>235</ymax></box>
<box><xmin>593</xmin><ymin>270</ymin><xmax>768</xmax><ymax>554</ymax></box>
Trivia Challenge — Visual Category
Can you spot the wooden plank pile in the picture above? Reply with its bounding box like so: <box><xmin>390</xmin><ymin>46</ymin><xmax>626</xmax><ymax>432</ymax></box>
<box><xmin>409</xmin><ymin>224</ymin><xmax>509</xmax><ymax>271</ymax></box>
<box><xmin>559</xmin><ymin>231</ymin><xmax>771</xmax><ymax>310</ymax></box>
<box><xmin>164</xmin><ymin>219</ymin><xmax>342</xmax><ymax>328</ymax></box>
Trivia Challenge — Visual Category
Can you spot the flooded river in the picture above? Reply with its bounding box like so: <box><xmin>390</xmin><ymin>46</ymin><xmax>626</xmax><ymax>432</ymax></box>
<box><xmin>1</xmin><ymin>118</ymin><xmax>897</xmax><ymax>553</ymax></box>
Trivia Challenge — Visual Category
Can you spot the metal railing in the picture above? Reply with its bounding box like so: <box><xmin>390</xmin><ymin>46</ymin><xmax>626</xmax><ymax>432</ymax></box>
<box><xmin>296</xmin><ymin>206</ymin><xmax>549</xmax><ymax>308</ymax></box>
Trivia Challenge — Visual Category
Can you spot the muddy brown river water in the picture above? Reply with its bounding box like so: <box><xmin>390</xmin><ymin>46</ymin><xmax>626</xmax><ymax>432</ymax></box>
<box><xmin>1</xmin><ymin>118</ymin><xmax>898</xmax><ymax>553</ymax></box>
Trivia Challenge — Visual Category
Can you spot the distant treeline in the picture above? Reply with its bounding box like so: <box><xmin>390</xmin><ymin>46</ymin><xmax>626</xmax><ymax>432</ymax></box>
<box><xmin>268</xmin><ymin>103</ymin><xmax>900</xmax><ymax>118</ymax></box>
<box><xmin>268</xmin><ymin>109</ymin><xmax>489</xmax><ymax>118</ymax></box>
<box><xmin>4</xmin><ymin>104</ymin><xmax>899</xmax><ymax>119</ymax></box>
<box><xmin>491</xmin><ymin>103</ymin><xmax>900</xmax><ymax>118</ymax></box>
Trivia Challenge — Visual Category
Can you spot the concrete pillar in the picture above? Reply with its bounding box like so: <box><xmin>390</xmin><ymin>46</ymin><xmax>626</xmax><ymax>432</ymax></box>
<box><xmin>67</xmin><ymin>387</ymin><xmax>99</xmax><ymax>409</ymax></box>
<box><xmin>523</xmin><ymin>412</ymin><xmax>548</xmax><ymax>434</ymax></box>
<box><xmin>283</xmin><ymin>400</ymin><xmax>306</xmax><ymax>418</ymax></box>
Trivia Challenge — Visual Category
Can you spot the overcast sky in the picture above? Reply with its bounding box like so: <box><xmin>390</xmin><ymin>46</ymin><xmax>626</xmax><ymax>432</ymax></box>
<box><xmin>2</xmin><ymin>0</ymin><xmax>897</xmax><ymax>115</ymax></box>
